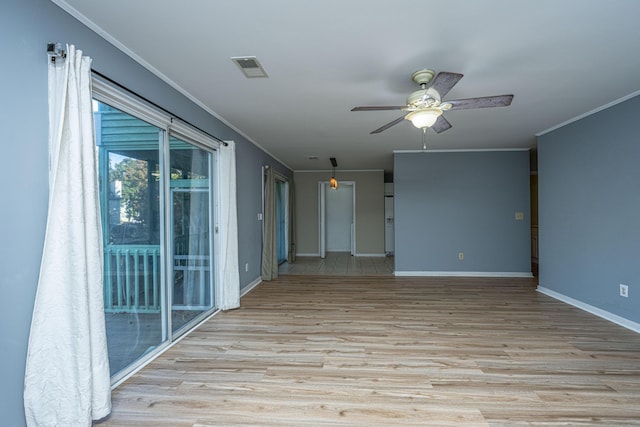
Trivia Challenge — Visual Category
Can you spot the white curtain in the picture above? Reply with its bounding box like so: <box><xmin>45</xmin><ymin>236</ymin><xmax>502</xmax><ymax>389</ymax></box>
<box><xmin>261</xmin><ymin>166</ymin><xmax>278</xmax><ymax>280</ymax></box>
<box><xmin>216</xmin><ymin>141</ymin><xmax>240</xmax><ymax>310</ymax></box>
<box><xmin>287</xmin><ymin>179</ymin><xmax>296</xmax><ymax>264</ymax></box>
<box><xmin>24</xmin><ymin>45</ymin><xmax>111</xmax><ymax>426</ymax></box>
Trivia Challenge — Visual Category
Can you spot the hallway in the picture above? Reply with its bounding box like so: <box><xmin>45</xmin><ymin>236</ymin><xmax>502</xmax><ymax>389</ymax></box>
<box><xmin>278</xmin><ymin>252</ymin><xmax>394</xmax><ymax>276</ymax></box>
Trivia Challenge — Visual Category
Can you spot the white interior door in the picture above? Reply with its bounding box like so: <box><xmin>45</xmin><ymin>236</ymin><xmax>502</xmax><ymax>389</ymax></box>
<box><xmin>326</xmin><ymin>184</ymin><xmax>354</xmax><ymax>252</ymax></box>
<box><xmin>319</xmin><ymin>182</ymin><xmax>326</xmax><ymax>258</ymax></box>
<box><xmin>319</xmin><ymin>181</ymin><xmax>355</xmax><ymax>257</ymax></box>
<box><xmin>384</xmin><ymin>195</ymin><xmax>395</xmax><ymax>255</ymax></box>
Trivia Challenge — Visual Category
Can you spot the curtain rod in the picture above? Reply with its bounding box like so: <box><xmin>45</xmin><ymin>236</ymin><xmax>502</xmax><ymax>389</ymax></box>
<box><xmin>91</xmin><ymin>69</ymin><xmax>227</xmax><ymax>146</ymax></box>
<box><xmin>47</xmin><ymin>43</ymin><xmax>66</xmax><ymax>63</ymax></box>
<box><xmin>46</xmin><ymin>43</ymin><xmax>228</xmax><ymax>146</ymax></box>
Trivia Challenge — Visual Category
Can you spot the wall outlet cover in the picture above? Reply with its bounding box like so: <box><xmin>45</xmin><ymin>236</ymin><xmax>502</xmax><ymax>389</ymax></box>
<box><xmin>620</xmin><ymin>284</ymin><xmax>629</xmax><ymax>298</ymax></box>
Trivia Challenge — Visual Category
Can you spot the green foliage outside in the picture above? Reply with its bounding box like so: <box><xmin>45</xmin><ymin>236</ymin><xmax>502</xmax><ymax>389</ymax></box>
<box><xmin>110</xmin><ymin>158</ymin><xmax>149</xmax><ymax>223</ymax></box>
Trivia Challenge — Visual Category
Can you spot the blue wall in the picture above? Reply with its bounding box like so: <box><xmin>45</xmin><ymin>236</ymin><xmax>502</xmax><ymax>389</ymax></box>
<box><xmin>0</xmin><ymin>0</ymin><xmax>290</xmax><ymax>424</ymax></box>
<box><xmin>394</xmin><ymin>150</ymin><xmax>531</xmax><ymax>275</ymax></box>
<box><xmin>538</xmin><ymin>95</ymin><xmax>640</xmax><ymax>325</ymax></box>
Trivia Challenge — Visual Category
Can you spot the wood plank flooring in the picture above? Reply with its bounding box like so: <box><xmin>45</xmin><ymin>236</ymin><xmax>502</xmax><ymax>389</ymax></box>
<box><xmin>278</xmin><ymin>253</ymin><xmax>394</xmax><ymax>276</ymax></box>
<box><xmin>97</xmin><ymin>276</ymin><xmax>640</xmax><ymax>426</ymax></box>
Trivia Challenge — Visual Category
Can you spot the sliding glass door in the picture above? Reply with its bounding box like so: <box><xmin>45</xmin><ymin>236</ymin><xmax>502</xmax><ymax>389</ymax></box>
<box><xmin>94</xmin><ymin>90</ymin><xmax>219</xmax><ymax>382</ymax></box>
<box><xmin>95</xmin><ymin>101</ymin><xmax>166</xmax><ymax>377</ymax></box>
<box><xmin>275</xmin><ymin>179</ymin><xmax>288</xmax><ymax>264</ymax></box>
<box><xmin>169</xmin><ymin>136</ymin><xmax>215</xmax><ymax>333</ymax></box>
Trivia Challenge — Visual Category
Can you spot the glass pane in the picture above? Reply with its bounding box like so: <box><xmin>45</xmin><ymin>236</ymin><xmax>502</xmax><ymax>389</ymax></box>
<box><xmin>95</xmin><ymin>101</ymin><xmax>165</xmax><ymax>377</ymax></box>
<box><xmin>170</xmin><ymin>136</ymin><xmax>215</xmax><ymax>333</ymax></box>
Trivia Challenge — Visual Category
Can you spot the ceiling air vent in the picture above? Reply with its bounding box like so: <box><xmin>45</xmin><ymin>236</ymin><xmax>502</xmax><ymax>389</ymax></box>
<box><xmin>231</xmin><ymin>56</ymin><xmax>268</xmax><ymax>78</ymax></box>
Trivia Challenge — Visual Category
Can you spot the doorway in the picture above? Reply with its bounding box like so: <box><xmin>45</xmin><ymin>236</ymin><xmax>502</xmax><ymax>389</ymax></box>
<box><xmin>319</xmin><ymin>181</ymin><xmax>355</xmax><ymax>258</ymax></box>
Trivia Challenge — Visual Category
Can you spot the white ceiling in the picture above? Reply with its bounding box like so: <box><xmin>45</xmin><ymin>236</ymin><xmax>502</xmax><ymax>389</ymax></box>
<box><xmin>55</xmin><ymin>0</ymin><xmax>640</xmax><ymax>172</ymax></box>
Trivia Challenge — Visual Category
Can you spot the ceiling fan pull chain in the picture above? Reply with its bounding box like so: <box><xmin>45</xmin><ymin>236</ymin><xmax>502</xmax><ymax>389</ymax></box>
<box><xmin>422</xmin><ymin>127</ymin><xmax>427</xmax><ymax>150</ymax></box>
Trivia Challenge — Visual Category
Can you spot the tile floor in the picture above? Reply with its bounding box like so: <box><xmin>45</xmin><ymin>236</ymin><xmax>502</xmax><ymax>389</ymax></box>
<box><xmin>278</xmin><ymin>252</ymin><xmax>394</xmax><ymax>276</ymax></box>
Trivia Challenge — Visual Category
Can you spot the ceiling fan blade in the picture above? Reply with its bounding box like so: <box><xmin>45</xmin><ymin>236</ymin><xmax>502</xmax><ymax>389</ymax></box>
<box><xmin>351</xmin><ymin>106</ymin><xmax>406</xmax><ymax>111</ymax></box>
<box><xmin>446</xmin><ymin>95</ymin><xmax>514</xmax><ymax>110</ymax></box>
<box><xmin>432</xmin><ymin>115</ymin><xmax>452</xmax><ymax>134</ymax></box>
<box><xmin>426</xmin><ymin>72</ymin><xmax>463</xmax><ymax>99</ymax></box>
<box><xmin>370</xmin><ymin>116</ymin><xmax>406</xmax><ymax>134</ymax></box>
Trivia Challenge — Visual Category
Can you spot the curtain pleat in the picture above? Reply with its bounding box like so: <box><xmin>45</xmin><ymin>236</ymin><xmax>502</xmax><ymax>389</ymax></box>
<box><xmin>24</xmin><ymin>44</ymin><xmax>111</xmax><ymax>426</ymax></box>
<box><xmin>287</xmin><ymin>179</ymin><xmax>296</xmax><ymax>264</ymax></box>
<box><xmin>217</xmin><ymin>141</ymin><xmax>240</xmax><ymax>310</ymax></box>
<box><xmin>261</xmin><ymin>167</ymin><xmax>278</xmax><ymax>280</ymax></box>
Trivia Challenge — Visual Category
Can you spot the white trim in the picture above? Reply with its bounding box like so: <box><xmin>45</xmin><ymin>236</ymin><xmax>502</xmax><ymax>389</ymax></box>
<box><xmin>393</xmin><ymin>148</ymin><xmax>530</xmax><ymax>154</ymax></box>
<box><xmin>296</xmin><ymin>253</ymin><xmax>321</xmax><ymax>257</ymax></box>
<box><xmin>536</xmin><ymin>90</ymin><xmax>640</xmax><ymax>136</ymax></box>
<box><xmin>170</xmin><ymin>118</ymin><xmax>220</xmax><ymax>151</ymax></box>
<box><xmin>318</xmin><ymin>181</ymin><xmax>357</xmax><ymax>256</ymax></box>
<box><xmin>240</xmin><ymin>277</ymin><xmax>262</xmax><ymax>298</ymax></box>
<box><xmin>318</xmin><ymin>182</ymin><xmax>326</xmax><ymax>258</ymax></box>
<box><xmin>92</xmin><ymin>76</ymin><xmax>169</xmax><ymax>128</ymax></box>
<box><xmin>394</xmin><ymin>271</ymin><xmax>533</xmax><ymax>278</ymax></box>
<box><xmin>53</xmin><ymin>0</ymin><xmax>292</xmax><ymax>171</ymax></box>
<box><xmin>537</xmin><ymin>287</ymin><xmax>640</xmax><ymax>334</ymax></box>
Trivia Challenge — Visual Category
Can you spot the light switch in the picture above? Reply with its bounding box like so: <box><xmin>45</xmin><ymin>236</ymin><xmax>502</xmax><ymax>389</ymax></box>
<box><xmin>515</xmin><ymin>212</ymin><xmax>524</xmax><ymax>220</ymax></box>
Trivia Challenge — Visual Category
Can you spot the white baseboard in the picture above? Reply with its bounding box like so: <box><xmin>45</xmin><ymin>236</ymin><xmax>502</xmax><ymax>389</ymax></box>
<box><xmin>296</xmin><ymin>253</ymin><xmax>320</xmax><ymax>257</ymax></box>
<box><xmin>394</xmin><ymin>271</ymin><xmax>533</xmax><ymax>278</ymax></box>
<box><xmin>240</xmin><ymin>277</ymin><xmax>262</xmax><ymax>298</ymax></box>
<box><xmin>537</xmin><ymin>286</ymin><xmax>640</xmax><ymax>334</ymax></box>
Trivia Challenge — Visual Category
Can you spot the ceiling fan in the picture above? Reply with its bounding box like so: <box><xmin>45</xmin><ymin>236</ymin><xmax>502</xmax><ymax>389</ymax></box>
<box><xmin>351</xmin><ymin>69</ymin><xmax>513</xmax><ymax>134</ymax></box>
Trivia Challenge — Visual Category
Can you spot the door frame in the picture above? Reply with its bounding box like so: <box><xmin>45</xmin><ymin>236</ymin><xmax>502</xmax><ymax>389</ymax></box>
<box><xmin>318</xmin><ymin>181</ymin><xmax>356</xmax><ymax>258</ymax></box>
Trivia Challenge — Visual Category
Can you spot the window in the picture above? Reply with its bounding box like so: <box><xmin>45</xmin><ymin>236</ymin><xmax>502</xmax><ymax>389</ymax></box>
<box><xmin>93</xmin><ymin>77</ymin><xmax>220</xmax><ymax>384</ymax></box>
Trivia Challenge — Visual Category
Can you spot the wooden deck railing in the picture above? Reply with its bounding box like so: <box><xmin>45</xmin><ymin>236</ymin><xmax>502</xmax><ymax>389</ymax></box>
<box><xmin>104</xmin><ymin>244</ymin><xmax>161</xmax><ymax>313</ymax></box>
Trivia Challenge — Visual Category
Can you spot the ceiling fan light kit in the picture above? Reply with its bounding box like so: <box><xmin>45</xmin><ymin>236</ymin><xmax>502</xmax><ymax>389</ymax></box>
<box><xmin>405</xmin><ymin>107</ymin><xmax>442</xmax><ymax>128</ymax></box>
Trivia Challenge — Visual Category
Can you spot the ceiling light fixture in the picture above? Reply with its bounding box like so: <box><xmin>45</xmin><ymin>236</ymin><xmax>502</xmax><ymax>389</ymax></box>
<box><xmin>405</xmin><ymin>107</ymin><xmax>442</xmax><ymax>129</ymax></box>
<box><xmin>329</xmin><ymin>157</ymin><xmax>338</xmax><ymax>190</ymax></box>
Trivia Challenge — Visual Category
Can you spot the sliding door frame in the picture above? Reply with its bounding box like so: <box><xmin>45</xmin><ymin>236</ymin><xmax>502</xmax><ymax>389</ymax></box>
<box><xmin>93</xmin><ymin>75</ymin><xmax>222</xmax><ymax>387</ymax></box>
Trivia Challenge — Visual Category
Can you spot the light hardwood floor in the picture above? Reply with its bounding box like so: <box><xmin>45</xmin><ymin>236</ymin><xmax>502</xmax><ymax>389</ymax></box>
<box><xmin>278</xmin><ymin>252</ymin><xmax>394</xmax><ymax>276</ymax></box>
<box><xmin>97</xmin><ymin>275</ymin><xmax>640</xmax><ymax>426</ymax></box>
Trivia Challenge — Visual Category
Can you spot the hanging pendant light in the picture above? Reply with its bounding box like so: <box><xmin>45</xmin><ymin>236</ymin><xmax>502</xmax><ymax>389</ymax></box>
<box><xmin>329</xmin><ymin>157</ymin><xmax>338</xmax><ymax>190</ymax></box>
<box><xmin>330</xmin><ymin>176</ymin><xmax>338</xmax><ymax>189</ymax></box>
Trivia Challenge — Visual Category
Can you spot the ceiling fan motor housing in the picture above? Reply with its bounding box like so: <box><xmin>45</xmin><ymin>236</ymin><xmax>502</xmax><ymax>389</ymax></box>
<box><xmin>411</xmin><ymin>69</ymin><xmax>436</xmax><ymax>85</ymax></box>
<box><xmin>406</xmin><ymin>89</ymin><xmax>439</xmax><ymax>108</ymax></box>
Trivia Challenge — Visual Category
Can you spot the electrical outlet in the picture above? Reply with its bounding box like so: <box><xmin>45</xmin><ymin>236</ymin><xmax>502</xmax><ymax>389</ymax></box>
<box><xmin>620</xmin><ymin>284</ymin><xmax>629</xmax><ymax>298</ymax></box>
<box><xmin>458</xmin><ymin>252</ymin><xmax>464</xmax><ymax>261</ymax></box>
<box><xmin>245</xmin><ymin>263</ymin><xmax>249</xmax><ymax>272</ymax></box>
